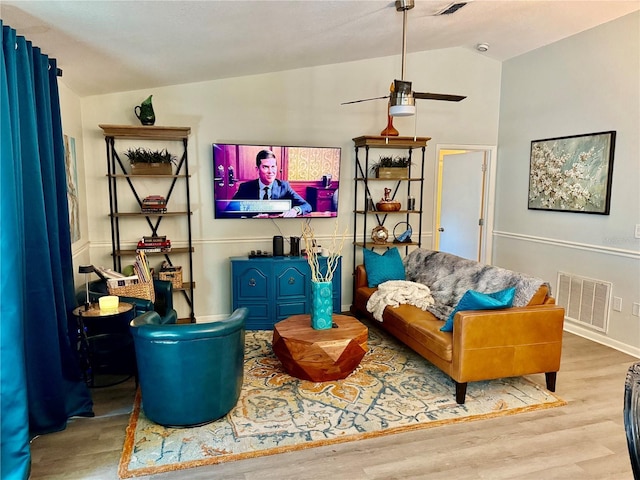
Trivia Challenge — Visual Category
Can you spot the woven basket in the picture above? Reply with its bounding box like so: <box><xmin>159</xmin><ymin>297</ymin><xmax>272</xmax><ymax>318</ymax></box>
<box><xmin>107</xmin><ymin>277</ymin><xmax>155</xmax><ymax>303</ymax></box>
<box><xmin>376</xmin><ymin>167</ymin><xmax>408</xmax><ymax>179</ymax></box>
<box><xmin>159</xmin><ymin>266</ymin><xmax>182</xmax><ymax>290</ymax></box>
<box><xmin>130</xmin><ymin>162</ymin><xmax>172</xmax><ymax>175</ymax></box>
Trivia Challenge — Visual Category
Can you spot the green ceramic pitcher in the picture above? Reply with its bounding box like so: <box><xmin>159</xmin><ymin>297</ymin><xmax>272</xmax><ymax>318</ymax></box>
<box><xmin>134</xmin><ymin>95</ymin><xmax>155</xmax><ymax>126</ymax></box>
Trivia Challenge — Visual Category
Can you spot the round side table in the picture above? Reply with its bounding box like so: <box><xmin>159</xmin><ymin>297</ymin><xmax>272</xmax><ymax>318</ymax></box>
<box><xmin>72</xmin><ymin>302</ymin><xmax>135</xmax><ymax>387</ymax></box>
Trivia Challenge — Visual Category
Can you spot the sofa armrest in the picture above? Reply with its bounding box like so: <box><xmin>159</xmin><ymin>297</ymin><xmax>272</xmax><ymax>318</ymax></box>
<box><xmin>451</xmin><ymin>304</ymin><xmax>565</xmax><ymax>383</ymax></box>
<box><xmin>354</xmin><ymin>264</ymin><xmax>369</xmax><ymax>289</ymax></box>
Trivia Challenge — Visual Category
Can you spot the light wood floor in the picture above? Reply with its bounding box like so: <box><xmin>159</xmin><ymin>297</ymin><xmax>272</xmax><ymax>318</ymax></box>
<box><xmin>29</xmin><ymin>331</ymin><xmax>638</xmax><ymax>480</ymax></box>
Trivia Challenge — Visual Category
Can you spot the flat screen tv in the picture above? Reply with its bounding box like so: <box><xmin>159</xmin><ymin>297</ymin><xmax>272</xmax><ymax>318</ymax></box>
<box><xmin>213</xmin><ymin>143</ymin><xmax>341</xmax><ymax>219</ymax></box>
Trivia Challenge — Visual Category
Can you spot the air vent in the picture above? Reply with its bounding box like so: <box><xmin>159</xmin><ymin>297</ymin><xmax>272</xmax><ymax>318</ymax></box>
<box><xmin>436</xmin><ymin>2</ymin><xmax>468</xmax><ymax>15</ymax></box>
<box><xmin>557</xmin><ymin>272</ymin><xmax>611</xmax><ymax>333</ymax></box>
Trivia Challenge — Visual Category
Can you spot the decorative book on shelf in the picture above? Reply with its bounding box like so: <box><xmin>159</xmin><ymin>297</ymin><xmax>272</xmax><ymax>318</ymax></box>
<box><xmin>137</xmin><ymin>235</ymin><xmax>171</xmax><ymax>253</ymax></box>
<box><xmin>141</xmin><ymin>195</ymin><xmax>167</xmax><ymax>213</ymax></box>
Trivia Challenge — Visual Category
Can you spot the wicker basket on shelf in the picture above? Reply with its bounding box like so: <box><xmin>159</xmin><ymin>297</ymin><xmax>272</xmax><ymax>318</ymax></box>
<box><xmin>159</xmin><ymin>266</ymin><xmax>182</xmax><ymax>290</ymax></box>
<box><xmin>107</xmin><ymin>277</ymin><xmax>155</xmax><ymax>303</ymax></box>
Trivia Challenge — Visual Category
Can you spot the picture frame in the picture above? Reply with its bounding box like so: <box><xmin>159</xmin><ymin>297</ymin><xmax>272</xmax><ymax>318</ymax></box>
<box><xmin>528</xmin><ymin>131</ymin><xmax>616</xmax><ymax>215</ymax></box>
<box><xmin>64</xmin><ymin>134</ymin><xmax>80</xmax><ymax>242</ymax></box>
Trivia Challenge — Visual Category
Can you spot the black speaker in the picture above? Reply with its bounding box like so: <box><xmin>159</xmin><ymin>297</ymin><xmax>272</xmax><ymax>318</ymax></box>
<box><xmin>273</xmin><ymin>235</ymin><xmax>284</xmax><ymax>257</ymax></box>
<box><xmin>290</xmin><ymin>236</ymin><xmax>300</xmax><ymax>256</ymax></box>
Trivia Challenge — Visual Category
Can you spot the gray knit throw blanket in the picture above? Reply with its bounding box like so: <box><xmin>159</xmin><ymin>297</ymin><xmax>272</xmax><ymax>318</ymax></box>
<box><xmin>403</xmin><ymin>249</ymin><xmax>548</xmax><ymax>321</ymax></box>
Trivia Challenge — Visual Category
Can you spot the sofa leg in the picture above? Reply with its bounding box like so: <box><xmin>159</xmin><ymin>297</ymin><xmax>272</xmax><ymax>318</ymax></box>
<box><xmin>455</xmin><ymin>382</ymin><xmax>467</xmax><ymax>404</ymax></box>
<box><xmin>545</xmin><ymin>372</ymin><xmax>557</xmax><ymax>392</ymax></box>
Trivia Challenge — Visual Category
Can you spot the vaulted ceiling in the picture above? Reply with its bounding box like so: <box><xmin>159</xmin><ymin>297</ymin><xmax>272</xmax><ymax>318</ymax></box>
<box><xmin>2</xmin><ymin>1</ymin><xmax>638</xmax><ymax>97</ymax></box>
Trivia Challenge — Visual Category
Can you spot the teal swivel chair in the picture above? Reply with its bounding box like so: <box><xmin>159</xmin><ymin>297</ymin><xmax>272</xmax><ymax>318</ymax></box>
<box><xmin>130</xmin><ymin>308</ymin><xmax>248</xmax><ymax>427</ymax></box>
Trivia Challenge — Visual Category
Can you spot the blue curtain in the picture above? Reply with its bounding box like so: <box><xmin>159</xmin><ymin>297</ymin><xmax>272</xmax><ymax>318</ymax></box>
<box><xmin>1</xmin><ymin>22</ymin><xmax>93</xmax><ymax>480</ymax></box>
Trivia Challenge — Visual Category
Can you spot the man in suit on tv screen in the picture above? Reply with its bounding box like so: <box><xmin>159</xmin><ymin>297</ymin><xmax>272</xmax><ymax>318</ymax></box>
<box><xmin>232</xmin><ymin>149</ymin><xmax>311</xmax><ymax>217</ymax></box>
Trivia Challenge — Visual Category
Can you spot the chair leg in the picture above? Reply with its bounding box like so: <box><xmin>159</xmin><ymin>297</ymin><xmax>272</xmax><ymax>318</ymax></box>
<box><xmin>545</xmin><ymin>372</ymin><xmax>557</xmax><ymax>392</ymax></box>
<box><xmin>455</xmin><ymin>381</ymin><xmax>467</xmax><ymax>404</ymax></box>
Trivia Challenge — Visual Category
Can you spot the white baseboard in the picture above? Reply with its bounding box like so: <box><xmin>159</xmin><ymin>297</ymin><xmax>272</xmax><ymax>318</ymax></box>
<box><xmin>564</xmin><ymin>322</ymin><xmax>640</xmax><ymax>359</ymax></box>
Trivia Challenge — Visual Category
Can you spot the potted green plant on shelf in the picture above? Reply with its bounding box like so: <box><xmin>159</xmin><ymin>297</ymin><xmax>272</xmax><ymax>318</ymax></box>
<box><xmin>370</xmin><ymin>155</ymin><xmax>411</xmax><ymax>179</ymax></box>
<box><xmin>125</xmin><ymin>147</ymin><xmax>176</xmax><ymax>175</ymax></box>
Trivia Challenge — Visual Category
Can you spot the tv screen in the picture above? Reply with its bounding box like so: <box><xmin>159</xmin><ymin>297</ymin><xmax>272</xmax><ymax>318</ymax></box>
<box><xmin>213</xmin><ymin>143</ymin><xmax>341</xmax><ymax>219</ymax></box>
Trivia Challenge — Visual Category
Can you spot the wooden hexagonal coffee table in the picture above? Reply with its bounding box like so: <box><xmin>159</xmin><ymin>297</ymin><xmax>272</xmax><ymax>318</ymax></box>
<box><xmin>272</xmin><ymin>314</ymin><xmax>368</xmax><ymax>382</ymax></box>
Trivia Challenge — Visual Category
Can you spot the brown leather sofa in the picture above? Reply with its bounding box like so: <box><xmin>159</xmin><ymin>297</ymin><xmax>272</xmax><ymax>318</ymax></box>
<box><xmin>351</xmin><ymin>264</ymin><xmax>565</xmax><ymax>404</ymax></box>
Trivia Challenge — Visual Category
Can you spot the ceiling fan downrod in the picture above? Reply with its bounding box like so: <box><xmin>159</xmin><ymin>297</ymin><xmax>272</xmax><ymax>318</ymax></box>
<box><xmin>391</xmin><ymin>0</ymin><xmax>416</xmax><ymax>116</ymax></box>
<box><xmin>396</xmin><ymin>0</ymin><xmax>414</xmax><ymax>82</ymax></box>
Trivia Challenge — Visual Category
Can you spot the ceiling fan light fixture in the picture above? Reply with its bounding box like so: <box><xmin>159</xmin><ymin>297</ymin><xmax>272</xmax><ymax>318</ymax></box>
<box><xmin>389</xmin><ymin>88</ymin><xmax>416</xmax><ymax>117</ymax></box>
<box><xmin>389</xmin><ymin>104</ymin><xmax>416</xmax><ymax>117</ymax></box>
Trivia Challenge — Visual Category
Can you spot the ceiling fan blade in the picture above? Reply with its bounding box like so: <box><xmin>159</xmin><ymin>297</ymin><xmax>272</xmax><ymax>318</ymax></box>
<box><xmin>413</xmin><ymin>92</ymin><xmax>467</xmax><ymax>102</ymax></box>
<box><xmin>341</xmin><ymin>95</ymin><xmax>389</xmax><ymax>105</ymax></box>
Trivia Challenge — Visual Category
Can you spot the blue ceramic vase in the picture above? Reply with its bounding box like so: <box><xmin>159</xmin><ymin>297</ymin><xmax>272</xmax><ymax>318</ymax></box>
<box><xmin>311</xmin><ymin>281</ymin><xmax>333</xmax><ymax>330</ymax></box>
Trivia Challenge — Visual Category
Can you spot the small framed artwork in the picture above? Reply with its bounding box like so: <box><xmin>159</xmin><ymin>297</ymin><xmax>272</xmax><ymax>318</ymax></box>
<box><xmin>64</xmin><ymin>134</ymin><xmax>80</xmax><ymax>241</ymax></box>
<box><xmin>528</xmin><ymin>131</ymin><xmax>616</xmax><ymax>214</ymax></box>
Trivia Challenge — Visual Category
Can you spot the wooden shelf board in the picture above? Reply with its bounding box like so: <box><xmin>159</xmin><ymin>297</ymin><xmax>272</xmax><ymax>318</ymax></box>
<box><xmin>354</xmin><ymin>210</ymin><xmax>422</xmax><ymax>214</ymax></box>
<box><xmin>110</xmin><ymin>212</ymin><xmax>191</xmax><ymax>217</ymax></box>
<box><xmin>353</xmin><ymin>241</ymin><xmax>419</xmax><ymax>248</ymax></box>
<box><xmin>352</xmin><ymin>135</ymin><xmax>431</xmax><ymax>148</ymax></box>
<box><xmin>112</xmin><ymin>247</ymin><xmax>194</xmax><ymax>256</ymax></box>
<box><xmin>174</xmin><ymin>282</ymin><xmax>196</xmax><ymax>291</ymax></box>
<box><xmin>99</xmin><ymin>124</ymin><xmax>191</xmax><ymax>140</ymax></box>
<box><xmin>355</xmin><ymin>177</ymin><xmax>421</xmax><ymax>182</ymax></box>
<box><xmin>108</xmin><ymin>174</ymin><xmax>190</xmax><ymax>179</ymax></box>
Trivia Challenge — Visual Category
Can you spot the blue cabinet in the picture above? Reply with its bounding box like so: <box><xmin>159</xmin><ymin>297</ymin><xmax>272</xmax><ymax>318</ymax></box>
<box><xmin>231</xmin><ymin>256</ymin><xmax>342</xmax><ymax>330</ymax></box>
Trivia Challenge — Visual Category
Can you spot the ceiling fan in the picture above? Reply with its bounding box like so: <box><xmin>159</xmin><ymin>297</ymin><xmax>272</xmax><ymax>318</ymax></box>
<box><xmin>342</xmin><ymin>0</ymin><xmax>466</xmax><ymax>117</ymax></box>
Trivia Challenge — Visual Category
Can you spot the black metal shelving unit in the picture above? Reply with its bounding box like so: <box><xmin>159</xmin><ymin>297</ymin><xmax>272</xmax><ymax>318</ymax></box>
<box><xmin>352</xmin><ymin>135</ymin><xmax>430</xmax><ymax>274</ymax></box>
<box><xmin>100</xmin><ymin>124</ymin><xmax>195</xmax><ymax>323</ymax></box>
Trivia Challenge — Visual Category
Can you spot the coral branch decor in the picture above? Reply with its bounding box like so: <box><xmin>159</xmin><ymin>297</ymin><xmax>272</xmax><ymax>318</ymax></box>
<box><xmin>301</xmin><ymin>221</ymin><xmax>347</xmax><ymax>329</ymax></box>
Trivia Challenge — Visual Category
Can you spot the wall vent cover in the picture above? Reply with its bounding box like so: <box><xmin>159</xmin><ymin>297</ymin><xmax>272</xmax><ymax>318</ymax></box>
<box><xmin>434</xmin><ymin>2</ymin><xmax>469</xmax><ymax>16</ymax></box>
<box><xmin>557</xmin><ymin>272</ymin><xmax>611</xmax><ymax>333</ymax></box>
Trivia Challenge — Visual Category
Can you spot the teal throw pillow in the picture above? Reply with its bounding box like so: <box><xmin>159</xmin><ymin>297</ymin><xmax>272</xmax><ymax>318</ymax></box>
<box><xmin>440</xmin><ymin>287</ymin><xmax>516</xmax><ymax>332</ymax></box>
<box><xmin>362</xmin><ymin>247</ymin><xmax>405</xmax><ymax>288</ymax></box>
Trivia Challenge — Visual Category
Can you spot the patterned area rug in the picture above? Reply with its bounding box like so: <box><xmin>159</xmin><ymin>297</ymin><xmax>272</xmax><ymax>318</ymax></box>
<box><xmin>119</xmin><ymin>326</ymin><xmax>565</xmax><ymax>478</ymax></box>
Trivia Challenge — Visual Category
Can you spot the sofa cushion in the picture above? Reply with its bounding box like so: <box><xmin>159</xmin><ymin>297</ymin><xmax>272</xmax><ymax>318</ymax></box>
<box><xmin>440</xmin><ymin>287</ymin><xmax>516</xmax><ymax>332</ymax></box>
<box><xmin>362</xmin><ymin>247</ymin><xmax>405</xmax><ymax>287</ymax></box>
<box><xmin>406</xmin><ymin>316</ymin><xmax>453</xmax><ymax>362</ymax></box>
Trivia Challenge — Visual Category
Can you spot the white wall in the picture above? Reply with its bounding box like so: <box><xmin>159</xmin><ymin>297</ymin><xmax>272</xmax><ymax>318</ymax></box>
<box><xmin>77</xmin><ymin>47</ymin><xmax>501</xmax><ymax>320</ymax></box>
<box><xmin>58</xmin><ymin>80</ymin><xmax>91</xmax><ymax>288</ymax></box>
<box><xmin>495</xmin><ymin>12</ymin><xmax>640</xmax><ymax>355</ymax></box>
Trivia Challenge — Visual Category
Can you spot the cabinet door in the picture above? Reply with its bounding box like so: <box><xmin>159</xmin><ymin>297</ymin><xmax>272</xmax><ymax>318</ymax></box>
<box><xmin>274</xmin><ymin>262</ymin><xmax>309</xmax><ymax>321</ymax></box>
<box><xmin>232</xmin><ymin>262</ymin><xmax>271</xmax><ymax>326</ymax></box>
<box><xmin>275</xmin><ymin>263</ymin><xmax>308</xmax><ymax>299</ymax></box>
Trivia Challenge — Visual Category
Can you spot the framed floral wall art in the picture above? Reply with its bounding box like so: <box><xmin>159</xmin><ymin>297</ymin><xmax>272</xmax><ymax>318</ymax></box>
<box><xmin>528</xmin><ymin>131</ymin><xmax>616</xmax><ymax>214</ymax></box>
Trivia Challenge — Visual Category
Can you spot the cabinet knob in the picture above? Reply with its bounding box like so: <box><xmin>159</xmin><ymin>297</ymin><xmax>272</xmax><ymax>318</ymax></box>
<box><xmin>248</xmin><ymin>278</ymin><xmax>256</xmax><ymax>287</ymax></box>
<box><xmin>288</xmin><ymin>277</ymin><xmax>295</xmax><ymax>285</ymax></box>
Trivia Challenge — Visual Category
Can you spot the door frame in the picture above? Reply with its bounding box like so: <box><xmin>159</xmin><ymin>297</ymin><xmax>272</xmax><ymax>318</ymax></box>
<box><xmin>433</xmin><ymin>144</ymin><xmax>497</xmax><ymax>264</ymax></box>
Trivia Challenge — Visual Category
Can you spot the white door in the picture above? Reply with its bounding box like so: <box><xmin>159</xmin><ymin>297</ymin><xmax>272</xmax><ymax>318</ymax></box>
<box><xmin>437</xmin><ymin>151</ymin><xmax>486</xmax><ymax>261</ymax></box>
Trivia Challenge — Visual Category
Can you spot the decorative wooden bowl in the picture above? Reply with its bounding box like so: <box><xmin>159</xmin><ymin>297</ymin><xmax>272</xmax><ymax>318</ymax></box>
<box><xmin>376</xmin><ymin>201</ymin><xmax>401</xmax><ymax>212</ymax></box>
